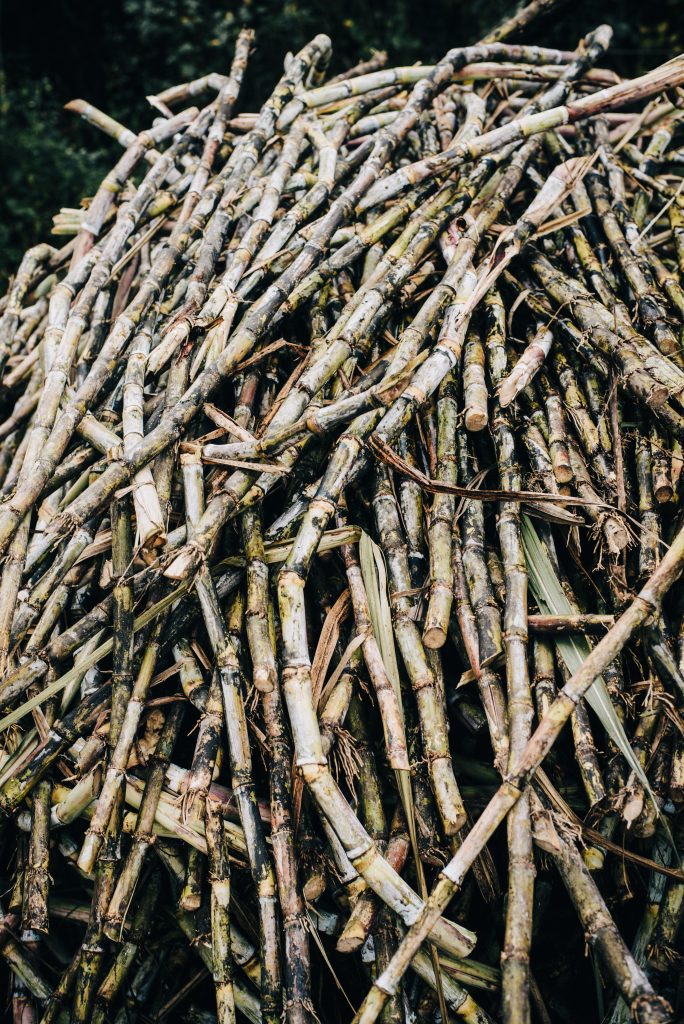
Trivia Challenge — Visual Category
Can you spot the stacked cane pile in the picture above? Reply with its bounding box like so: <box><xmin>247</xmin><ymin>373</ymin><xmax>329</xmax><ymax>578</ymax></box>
<box><xmin>1</xmin><ymin>8</ymin><xmax>684</xmax><ymax>1023</ymax></box>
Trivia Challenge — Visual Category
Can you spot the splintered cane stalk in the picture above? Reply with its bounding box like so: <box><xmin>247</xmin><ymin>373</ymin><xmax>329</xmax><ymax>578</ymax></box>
<box><xmin>122</xmin><ymin>314</ymin><xmax>166</xmax><ymax>549</ymax></box>
<box><xmin>497</xmin><ymin>322</ymin><xmax>554</xmax><ymax>408</ymax></box>
<box><xmin>350</xmin><ymin>522</ymin><xmax>684</xmax><ymax>1024</ymax></box>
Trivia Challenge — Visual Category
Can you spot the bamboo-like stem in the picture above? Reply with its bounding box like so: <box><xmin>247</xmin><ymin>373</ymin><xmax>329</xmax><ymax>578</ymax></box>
<box><xmin>46</xmin><ymin>42</ymin><xmax>562</xmax><ymax>559</ymax></box>
<box><xmin>2</xmin><ymin>28</ymin><xmax>684</xmax><ymax>1022</ymax></box>
<box><xmin>423</xmin><ymin>372</ymin><xmax>458</xmax><ymax>650</ymax></box>
<box><xmin>22</xmin><ymin>779</ymin><xmax>51</xmax><ymax>934</ymax></box>
<box><xmin>527</xmin><ymin>248</ymin><xmax>684</xmax><ymax>417</ymax></box>
<box><xmin>173</xmin><ymin>638</ymin><xmax>208</xmax><ymax>709</ymax></box>
<box><xmin>0</xmin><ymin>514</ymin><xmax>29</xmax><ymax>675</ymax></box>
<box><xmin>339</xmin><ymin>535</ymin><xmax>409</xmax><ymax>768</ymax></box>
<box><xmin>373</xmin><ymin>464</ymin><xmax>466</xmax><ymax>833</ymax></box>
<box><xmin>103</xmin><ymin>702</ymin><xmax>184</xmax><ymax>938</ymax></box>
<box><xmin>72</xmin><ymin>788</ymin><xmax>124</xmax><ymax>1021</ymax></box>
<box><xmin>122</xmin><ymin>315</ymin><xmax>166</xmax><ymax>549</ymax></box>
<box><xmin>360</xmin><ymin>25</ymin><xmax>643</xmax><ymax>211</ymax></box>
<box><xmin>275</xmin><ymin>432</ymin><xmax>475</xmax><ymax>956</ymax></box>
<box><xmin>91</xmin><ymin>871</ymin><xmax>160</xmax><ymax>1024</ymax></box>
<box><xmin>337</xmin><ymin>807</ymin><xmax>410</xmax><ymax>953</ymax></box>
<box><xmin>182</xmin><ymin>453</ymin><xmax>281</xmax><ymax>1024</ymax></box>
<box><xmin>77</xmin><ymin>609</ymin><xmax>168</xmax><ymax>874</ymax></box>
<box><xmin>180</xmin><ymin>846</ymin><xmax>205</xmax><ymax>911</ymax></box>
<box><xmin>350</xmin><ymin>517</ymin><xmax>684</xmax><ymax>1024</ymax></box>
<box><xmin>636</xmin><ymin>414</ymin><xmax>661</xmax><ymax>579</ymax></box>
<box><xmin>396</xmin><ymin>431</ymin><xmax>427</xmax><ymax>586</ymax></box>
<box><xmin>463</xmin><ymin>328</ymin><xmax>488</xmax><ymax>432</ymax></box>
<box><xmin>585</xmin><ymin>154</ymin><xmax>679</xmax><ymax>358</ymax></box>
<box><xmin>486</xmin><ymin>287</ymin><xmax>534</xmax><ymax>1024</ymax></box>
<box><xmin>530</xmin><ymin>791</ymin><xmax>670</xmax><ymax>1020</ymax></box>
<box><xmin>179</xmin><ymin>29</ymin><xmax>254</xmax><ymax>223</ymax></box>
<box><xmin>532</xmin><ymin>636</ymin><xmax>556</xmax><ymax>719</ymax></box>
<box><xmin>241</xmin><ymin>507</ymin><xmax>312</xmax><ymax>1024</ymax></box>
<box><xmin>498</xmin><ymin>322</ymin><xmax>554</xmax><ymax>408</ymax></box>
<box><xmin>480</xmin><ymin>0</ymin><xmax>566</xmax><ymax>43</ymax></box>
<box><xmin>110</xmin><ymin>494</ymin><xmax>134</xmax><ymax>748</ymax></box>
<box><xmin>69</xmin><ymin>108</ymin><xmax>197</xmax><ymax>264</ymax></box>
<box><xmin>205</xmin><ymin>799</ymin><xmax>237</xmax><ymax>1024</ymax></box>
<box><xmin>0</xmin><ymin>243</ymin><xmax>55</xmax><ymax>374</ymax></box>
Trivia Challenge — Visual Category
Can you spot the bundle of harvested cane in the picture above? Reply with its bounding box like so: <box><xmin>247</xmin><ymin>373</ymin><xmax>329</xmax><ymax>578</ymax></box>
<box><xmin>3</xmin><ymin>7</ymin><xmax>684</xmax><ymax>1023</ymax></box>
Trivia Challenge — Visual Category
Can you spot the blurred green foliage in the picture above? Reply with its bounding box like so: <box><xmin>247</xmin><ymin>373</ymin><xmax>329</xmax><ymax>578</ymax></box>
<box><xmin>0</xmin><ymin>0</ymin><xmax>682</xmax><ymax>283</ymax></box>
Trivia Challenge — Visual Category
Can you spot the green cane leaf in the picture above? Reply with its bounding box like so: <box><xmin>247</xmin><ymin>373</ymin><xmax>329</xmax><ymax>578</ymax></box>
<box><xmin>521</xmin><ymin>515</ymin><xmax>658</xmax><ymax>811</ymax></box>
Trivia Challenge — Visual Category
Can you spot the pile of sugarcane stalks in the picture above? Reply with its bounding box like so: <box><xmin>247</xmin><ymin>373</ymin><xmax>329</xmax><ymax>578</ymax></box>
<box><xmin>4</xmin><ymin>7</ymin><xmax>684</xmax><ymax>1024</ymax></box>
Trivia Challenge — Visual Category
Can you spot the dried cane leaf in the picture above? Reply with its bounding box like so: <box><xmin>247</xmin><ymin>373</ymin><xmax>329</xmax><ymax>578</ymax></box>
<box><xmin>359</xmin><ymin>530</ymin><xmax>403</xmax><ymax>715</ymax></box>
<box><xmin>358</xmin><ymin>530</ymin><xmax>450</xmax><ymax>1018</ymax></box>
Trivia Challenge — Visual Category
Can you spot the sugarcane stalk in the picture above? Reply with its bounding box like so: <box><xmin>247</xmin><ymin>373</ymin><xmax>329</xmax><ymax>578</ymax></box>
<box><xmin>349</xmin><ymin>518</ymin><xmax>684</xmax><ymax>1024</ymax></box>
<box><xmin>103</xmin><ymin>702</ymin><xmax>184</xmax><ymax>938</ymax></box>
<box><xmin>122</xmin><ymin>315</ymin><xmax>166</xmax><ymax>549</ymax></box>
<box><xmin>373</xmin><ymin>463</ymin><xmax>466</xmax><ymax>832</ymax></box>
<box><xmin>205</xmin><ymin>798</ymin><xmax>237</xmax><ymax>1024</ymax></box>
<box><xmin>181</xmin><ymin>452</ymin><xmax>282</xmax><ymax>1024</ymax></box>
<box><xmin>485</xmin><ymin>286</ymin><xmax>535</xmax><ymax>1024</ymax></box>
<box><xmin>422</xmin><ymin>372</ymin><xmax>458</xmax><ymax>650</ymax></box>
<box><xmin>91</xmin><ymin>871</ymin><xmax>161</xmax><ymax>1024</ymax></box>
<box><xmin>241</xmin><ymin>507</ymin><xmax>312</xmax><ymax>1024</ymax></box>
<box><xmin>530</xmin><ymin>791</ymin><xmax>670</xmax><ymax>1021</ymax></box>
<box><xmin>76</xmin><ymin>609</ymin><xmax>169</xmax><ymax>873</ymax></box>
<box><xmin>338</xmin><ymin>533</ymin><xmax>409</xmax><ymax>769</ymax></box>
<box><xmin>179</xmin><ymin>29</ymin><xmax>254</xmax><ymax>223</ymax></box>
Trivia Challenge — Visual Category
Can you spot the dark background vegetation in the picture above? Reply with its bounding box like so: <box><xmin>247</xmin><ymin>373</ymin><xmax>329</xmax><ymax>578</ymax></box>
<box><xmin>0</xmin><ymin>0</ymin><xmax>682</xmax><ymax>283</ymax></box>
